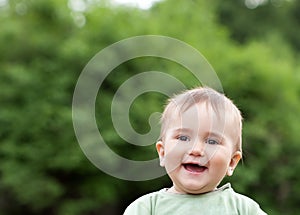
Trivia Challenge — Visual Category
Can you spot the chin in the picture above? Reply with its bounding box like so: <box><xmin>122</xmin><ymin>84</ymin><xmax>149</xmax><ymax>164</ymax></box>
<box><xmin>181</xmin><ymin>182</ymin><xmax>214</xmax><ymax>194</ymax></box>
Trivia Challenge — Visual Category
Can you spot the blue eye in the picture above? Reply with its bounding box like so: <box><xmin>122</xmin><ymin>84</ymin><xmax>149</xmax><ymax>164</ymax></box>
<box><xmin>177</xmin><ymin>135</ymin><xmax>190</xmax><ymax>142</ymax></box>
<box><xmin>206</xmin><ymin>139</ymin><xmax>220</xmax><ymax>145</ymax></box>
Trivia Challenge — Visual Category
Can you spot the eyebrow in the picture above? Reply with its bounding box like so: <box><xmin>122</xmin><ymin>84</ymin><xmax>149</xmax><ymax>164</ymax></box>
<box><xmin>171</xmin><ymin>128</ymin><xmax>193</xmax><ymax>134</ymax></box>
<box><xmin>206</xmin><ymin>131</ymin><xmax>226</xmax><ymax>140</ymax></box>
<box><xmin>171</xmin><ymin>128</ymin><xmax>226</xmax><ymax>138</ymax></box>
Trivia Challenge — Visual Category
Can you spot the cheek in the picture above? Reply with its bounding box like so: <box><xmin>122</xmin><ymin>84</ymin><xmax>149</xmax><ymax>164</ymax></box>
<box><xmin>164</xmin><ymin>143</ymin><xmax>186</xmax><ymax>172</ymax></box>
<box><xmin>210</xmin><ymin>149</ymin><xmax>232</xmax><ymax>169</ymax></box>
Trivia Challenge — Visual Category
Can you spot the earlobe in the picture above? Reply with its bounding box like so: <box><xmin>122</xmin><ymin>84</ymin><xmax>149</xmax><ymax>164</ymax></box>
<box><xmin>156</xmin><ymin>141</ymin><xmax>165</xmax><ymax>167</ymax></box>
<box><xmin>227</xmin><ymin>151</ymin><xmax>242</xmax><ymax>176</ymax></box>
<box><xmin>227</xmin><ymin>167</ymin><xmax>234</xmax><ymax>176</ymax></box>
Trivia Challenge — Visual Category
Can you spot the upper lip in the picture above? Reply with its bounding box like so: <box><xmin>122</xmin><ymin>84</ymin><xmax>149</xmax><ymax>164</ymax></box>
<box><xmin>182</xmin><ymin>161</ymin><xmax>207</xmax><ymax>168</ymax></box>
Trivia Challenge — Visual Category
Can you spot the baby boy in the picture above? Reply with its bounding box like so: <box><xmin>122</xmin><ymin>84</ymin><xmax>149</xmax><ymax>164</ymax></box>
<box><xmin>124</xmin><ymin>86</ymin><xmax>267</xmax><ymax>215</ymax></box>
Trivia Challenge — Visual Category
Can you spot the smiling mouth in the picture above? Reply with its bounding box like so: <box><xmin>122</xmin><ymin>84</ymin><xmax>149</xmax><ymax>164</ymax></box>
<box><xmin>183</xmin><ymin>164</ymin><xmax>208</xmax><ymax>173</ymax></box>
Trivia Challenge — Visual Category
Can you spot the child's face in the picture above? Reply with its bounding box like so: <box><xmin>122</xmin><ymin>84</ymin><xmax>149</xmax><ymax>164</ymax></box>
<box><xmin>156</xmin><ymin>102</ymin><xmax>241</xmax><ymax>194</ymax></box>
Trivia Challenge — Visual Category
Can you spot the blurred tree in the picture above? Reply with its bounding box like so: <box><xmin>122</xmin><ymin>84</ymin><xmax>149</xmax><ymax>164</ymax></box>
<box><xmin>215</xmin><ymin>0</ymin><xmax>300</xmax><ymax>51</ymax></box>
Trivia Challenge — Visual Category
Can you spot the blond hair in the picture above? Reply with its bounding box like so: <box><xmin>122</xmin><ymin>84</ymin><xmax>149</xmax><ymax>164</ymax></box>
<box><xmin>159</xmin><ymin>86</ymin><xmax>243</xmax><ymax>153</ymax></box>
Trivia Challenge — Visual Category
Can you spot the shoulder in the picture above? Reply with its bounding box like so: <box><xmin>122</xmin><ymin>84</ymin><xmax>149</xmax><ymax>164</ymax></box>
<box><xmin>123</xmin><ymin>190</ymin><xmax>163</xmax><ymax>215</ymax></box>
<box><xmin>222</xmin><ymin>184</ymin><xmax>267</xmax><ymax>214</ymax></box>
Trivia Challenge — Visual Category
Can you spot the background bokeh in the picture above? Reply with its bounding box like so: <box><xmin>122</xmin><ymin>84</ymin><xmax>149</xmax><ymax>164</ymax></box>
<box><xmin>1</xmin><ymin>0</ymin><xmax>300</xmax><ymax>214</ymax></box>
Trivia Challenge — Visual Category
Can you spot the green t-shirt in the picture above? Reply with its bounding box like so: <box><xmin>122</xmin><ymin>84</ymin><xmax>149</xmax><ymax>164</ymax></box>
<box><xmin>123</xmin><ymin>183</ymin><xmax>267</xmax><ymax>215</ymax></box>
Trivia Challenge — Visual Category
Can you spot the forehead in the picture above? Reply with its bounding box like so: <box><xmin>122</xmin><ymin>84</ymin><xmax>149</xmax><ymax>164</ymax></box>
<box><xmin>160</xmin><ymin>89</ymin><xmax>242</xmax><ymax>151</ymax></box>
<box><xmin>169</xmin><ymin>102</ymin><xmax>228</xmax><ymax>132</ymax></box>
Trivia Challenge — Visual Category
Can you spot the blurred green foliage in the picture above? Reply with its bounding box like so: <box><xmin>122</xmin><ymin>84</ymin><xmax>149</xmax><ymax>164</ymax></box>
<box><xmin>0</xmin><ymin>0</ymin><xmax>299</xmax><ymax>214</ymax></box>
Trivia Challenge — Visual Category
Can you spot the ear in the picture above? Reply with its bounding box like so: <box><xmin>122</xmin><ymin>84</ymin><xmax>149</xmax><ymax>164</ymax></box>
<box><xmin>156</xmin><ymin>141</ymin><xmax>165</xmax><ymax>167</ymax></box>
<box><xmin>227</xmin><ymin>151</ymin><xmax>242</xmax><ymax>176</ymax></box>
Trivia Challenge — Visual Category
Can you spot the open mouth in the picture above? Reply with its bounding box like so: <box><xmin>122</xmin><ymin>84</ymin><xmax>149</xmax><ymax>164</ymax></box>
<box><xmin>183</xmin><ymin>163</ymin><xmax>207</xmax><ymax>173</ymax></box>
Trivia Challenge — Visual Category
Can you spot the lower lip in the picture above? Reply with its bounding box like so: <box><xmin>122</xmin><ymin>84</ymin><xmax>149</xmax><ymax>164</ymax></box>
<box><xmin>183</xmin><ymin>165</ymin><xmax>207</xmax><ymax>174</ymax></box>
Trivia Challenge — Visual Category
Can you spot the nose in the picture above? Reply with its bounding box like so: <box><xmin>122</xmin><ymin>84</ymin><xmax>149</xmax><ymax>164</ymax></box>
<box><xmin>189</xmin><ymin>139</ymin><xmax>205</xmax><ymax>157</ymax></box>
